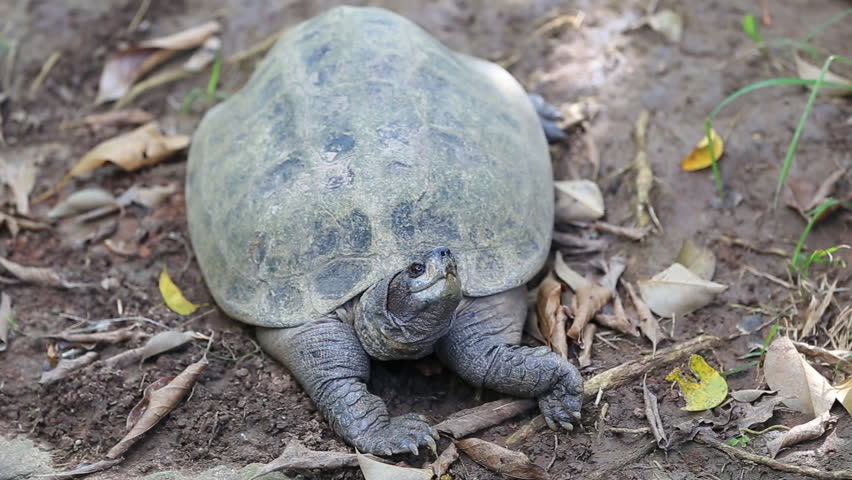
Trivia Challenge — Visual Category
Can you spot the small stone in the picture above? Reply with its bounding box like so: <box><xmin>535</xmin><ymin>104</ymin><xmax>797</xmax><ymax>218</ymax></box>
<box><xmin>235</xmin><ymin>368</ymin><xmax>250</xmax><ymax>378</ymax></box>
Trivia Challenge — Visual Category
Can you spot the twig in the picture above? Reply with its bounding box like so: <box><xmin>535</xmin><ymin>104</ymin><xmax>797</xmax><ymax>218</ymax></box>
<box><xmin>742</xmin><ymin>265</ymin><xmax>793</xmax><ymax>289</ymax></box>
<box><xmin>715</xmin><ymin>235</ymin><xmax>788</xmax><ymax>257</ymax></box>
<box><xmin>128</xmin><ymin>0</ymin><xmax>152</xmax><ymax>32</ymax></box>
<box><xmin>583</xmin><ymin>441</ymin><xmax>657</xmax><ymax>480</ymax></box>
<box><xmin>695</xmin><ymin>433</ymin><xmax>852</xmax><ymax>479</ymax></box>
<box><xmin>28</xmin><ymin>51</ymin><xmax>62</xmax><ymax>99</ymax></box>
<box><xmin>609</xmin><ymin>426</ymin><xmax>651</xmax><ymax>435</ymax></box>
<box><xmin>226</xmin><ymin>29</ymin><xmax>288</xmax><ymax>64</ymax></box>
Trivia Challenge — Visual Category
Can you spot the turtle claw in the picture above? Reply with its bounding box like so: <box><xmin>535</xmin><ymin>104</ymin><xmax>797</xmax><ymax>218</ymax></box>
<box><xmin>355</xmin><ymin>412</ymin><xmax>436</xmax><ymax>456</ymax></box>
<box><xmin>425</xmin><ymin>435</ymin><xmax>437</xmax><ymax>456</ymax></box>
<box><xmin>559</xmin><ymin>420</ymin><xmax>574</xmax><ymax>432</ymax></box>
<box><xmin>408</xmin><ymin>444</ymin><xmax>419</xmax><ymax>456</ymax></box>
<box><xmin>430</xmin><ymin>428</ymin><xmax>440</xmax><ymax>441</ymax></box>
<box><xmin>544</xmin><ymin>416</ymin><xmax>558</xmax><ymax>431</ymax></box>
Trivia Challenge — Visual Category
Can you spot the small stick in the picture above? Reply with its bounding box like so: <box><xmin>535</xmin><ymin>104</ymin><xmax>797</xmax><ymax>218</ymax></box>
<box><xmin>226</xmin><ymin>29</ymin><xmax>288</xmax><ymax>64</ymax></box>
<box><xmin>128</xmin><ymin>0</ymin><xmax>152</xmax><ymax>32</ymax></box>
<box><xmin>696</xmin><ymin>433</ymin><xmax>852</xmax><ymax>479</ymax></box>
<box><xmin>28</xmin><ymin>51</ymin><xmax>62</xmax><ymax>99</ymax></box>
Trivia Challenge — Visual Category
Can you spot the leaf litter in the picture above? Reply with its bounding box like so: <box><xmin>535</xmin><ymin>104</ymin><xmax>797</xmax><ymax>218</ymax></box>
<box><xmin>536</xmin><ymin>273</ymin><xmax>569</xmax><ymax>359</ymax></box>
<box><xmin>554</xmin><ymin>179</ymin><xmax>605</xmax><ymax>223</ymax></box>
<box><xmin>434</xmin><ymin>398</ymin><xmax>536</xmax><ymax>438</ymax></box>
<box><xmin>104</xmin><ymin>330</ymin><xmax>203</xmax><ymax>369</ymax></box>
<box><xmin>625</xmin><ymin>281</ymin><xmax>666</xmax><ymax>353</ymax></box>
<box><xmin>643</xmin><ymin>376</ymin><xmax>669</xmax><ymax>448</ymax></box>
<box><xmin>432</xmin><ymin>443</ymin><xmax>459</xmax><ymax>477</ymax></box>
<box><xmin>357</xmin><ymin>451</ymin><xmax>432</xmax><ymax>480</ymax></box>
<box><xmin>0</xmin><ymin>292</ymin><xmax>11</xmax><ymax>352</ymax></box>
<box><xmin>766</xmin><ymin>411</ymin><xmax>835</xmax><ymax>458</ymax></box>
<box><xmin>637</xmin><ymin>263</ymin><xmax>727</xmax><ymax>318</ymax></box>
<box><xmin>0</xmin><ymin>256</ymin><xmax>85</xmax><ymax>288</ymax></box>
<box><xmin>764</xmin><ymin>336</ymin><xmax>836</xmax><ymax>418</ymax></box>
<box><xmin>455</xmin><ymin>438</ymin><xmax>548</xmax><ymax>480</ymax></box>
<box><xmin>39</xmin><ymin>351</ymin><xmax>99</xmax><ymax>385</ymax></box>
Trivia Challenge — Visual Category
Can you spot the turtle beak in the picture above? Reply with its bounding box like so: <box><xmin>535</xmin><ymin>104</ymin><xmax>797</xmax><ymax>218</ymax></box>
<box><xmin>429</xmin><ymin>247</ymin><xmax>456</xmax><ymax>278</ymax></box>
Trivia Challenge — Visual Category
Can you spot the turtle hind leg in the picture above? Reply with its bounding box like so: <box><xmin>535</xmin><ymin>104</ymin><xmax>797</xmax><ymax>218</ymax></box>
<box><xmin>528</xmin><ymin>93</ymin><xmax>567</xmax><ymax>143</ymax></box>
<box><xmin>435</xmin><ymin>287</ymin><xmax>583</xmax><ymax>430</ymax></box>
<box><xmin>256</xmin><ymin>316</ymin><xmax>437</xmax><ymax>456</ymax></box>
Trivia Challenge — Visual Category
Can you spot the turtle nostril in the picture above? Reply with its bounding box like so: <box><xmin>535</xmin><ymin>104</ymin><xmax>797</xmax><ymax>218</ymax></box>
<box><xmin>435</xmin><ymin>247</ymin><xmax>450</xmax><ymax>258</ymax></box>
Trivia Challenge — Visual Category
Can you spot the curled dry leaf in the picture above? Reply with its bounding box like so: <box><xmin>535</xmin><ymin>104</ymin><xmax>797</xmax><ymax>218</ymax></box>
<box><xmin>358</xmin><ymin>451</ymin><xmax>432</xmax><ymax>480</ymax></box>
<box><xmin>41</xmin><ymin>458</ymin><xmax>123</xmax><ymax>478</ymax></box>
<box><xmin>435</xmin><ymin>398</ymin><xmax>536</xmax><ymax>439</ymax></box>
<box><xmin>126</xmin><ymin>377</ymin><xmax>173</xmax><ymax>429</ymax></box>
<box><xmin>159</xmin><ymin>267</ymin><xmax>201</xmax><ymax>316</ymax></box>
<box><xmin>730</xmin><ymin>389</ymin><xmax>775</xmax><ymax>403</ymax></box>
<box><xmin>118</xmin><ymin>183</ymin><xmax>177</xmax><ymax>208</ymax></box>
<box><xmin>0</xmin><ymin>257</ymin><xmax>83</xmax><ymax>289</ymax></box>
<box><xmin>432</xmin><ymin>443</ymin><xmax>459</xmax><ymax>477</ymax></box>
<box><xmin>554</xmin><ymin>179</ymin><xmax>605</xmax><ymax>223</ymax></box>
<box><xmin>0</xmin><ymin>292</ymin><xmax>11</xmax><ymax>352</ymax></box>
<box><xmin>766</xmin><ymin>411</ymin><xmax>833</xmax><ymax>458</ymax></box>
<box><xmin>643</xmin><ymin>376</ymin><xmax>669</xmax><ymax>448</ymax></box>
<box><xmin>637</xmin><ymin>263</ymin><xmax>727</xmax><ymax>318</ymax></box>
<box><xmin>646</xmin><ymin>9</ymin><xmax>684</xmax><ymax>43</ymax></box>
<box><xmin>625</xmin><ymin>282</ymin><xmax>665</xmax><ymax>353</ymax></box>
<box><xmin>794</xmin><ymin>53</ymin><xmax>852</xmax><ymax>97</ymax></box>
<box><xmin>675</xmin><ymin>239</ymin><xmax>716</xmax><ymax>281</ymax></box>
<box><xmin>0</xmin><ymin>150</ymin><xmax>42</xmax><ymax>215</ymax></box>
<box><xmin>97</xmin><ymin>21</ymin><xmax>221</xmax><ymax>103</ymax></box>
<box><xmin>47</xmin><ymin>188</ymin><xmax>117</xmax><ymax>220</ymax></box>
<box><xmin>680</xmin><ymin>128</ymin><xmax>724</xmax><ymax>171</ymax></box>
<box><xmin>591</xmin><ymin>220</ymin><xmax>651</xmax><ymax>241</ymax></box>
<box><xmin>37</xmin><ymin>122</ymin><xmax>189</xmax><ymax>203</ymax></box>
<box><xmin>249</xmin><ymin>440</ymin><xmax>359</xmax><ymax>479</ymax></box>
<box><xmin>595</xmin><ymin>292</ymin><xmax>640</xmax><ymax>337</ymax></box>
<box><xmin>455</xmin><ymin>438</ymin><xmax>548</xmax><ymax>480</ymax></box>
<box><xmin>46</xmin><ymin>325</ymin><xmax>136</xmax><ymax>345</ymax></box>
<box><xmin>764</xmin><ymin>336</ymin><xmax>836</xmax><ymax>418</ymax></box>
<box><xmin>39</xmin><ymin>351</ymin><xmax>99</xmax><ymax>385</ymax></box>
<box><xmin>794</xmin><ymin>342</ymin><xmax>852</xmax><ymax>376</ymax></box>
<box><xmin>665</xmin><ymin>354</ymin><xmax>728</xmax><ymax>411</ymax></box>
<box><xmin>536</xmin><ymin>273</ymin><xmax>569</xmax><ymax>359</ymax></box>
<box><xmin>567</xmin><ymin>283</ymin><xmax>611</xmax><ymax>345</ymax></box>
<box><xmin>553</xmin><ymin>251</ymin><xmax>592</xmax><ymax>291</ymax></box>
<box><xmin>783</xmin><ymin>168</ymin><xmax>846</xmax><ymax>220</ymax></box>
<box><xmin>106</xmin><ymin>356</ymin><xmax>208</xmax><ymax>458</ymax></box>
<box><xmin>835</xmin><ymin>378</ymin><xmax>852</xmax><ymax>416</ymax></box>
<box><xmin>578</xmin><ymin>322</ymin><xmax>596</xmax><ymax>368</ymax></box>
<box><xmin>104</xmin><ymin>330</ymin><xmax>196</xmax><ymax>369</ymax></box>
<box><xmin>735</xmin><ymin>396</ymin><xmax>784</xmax><ymax>430</ymax></box>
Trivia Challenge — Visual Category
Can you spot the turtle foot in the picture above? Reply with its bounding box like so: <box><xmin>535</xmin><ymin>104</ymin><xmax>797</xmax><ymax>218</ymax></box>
<box><xmin>537</xmin><ymin>362</ymin><xmax>583</xmax><ymax>431</ymax></box>
<box><xmin>528</xmin><ymin>93</ymin><xmax>567</xmax><ymax>143</ymax></box>
<box><xmin>351</xmin><ymin>413</ymin><xmax>438</xmax><ymax>457</ymax></box>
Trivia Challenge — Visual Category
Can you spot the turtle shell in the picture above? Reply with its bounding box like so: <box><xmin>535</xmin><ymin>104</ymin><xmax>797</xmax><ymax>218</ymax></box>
<box><xmin>186</xmin><ymin>6</ymin><xmax>553</xmax><ymax>327</ymax></box>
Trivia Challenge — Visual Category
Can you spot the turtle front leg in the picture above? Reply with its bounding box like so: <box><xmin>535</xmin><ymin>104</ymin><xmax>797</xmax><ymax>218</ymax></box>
<box><xmin>528</xmin><ymin>93</ymin><xmax>567</xmax><ymax>143</ymax></box>
<box><xmin>256</xmin><ymin>317</ymin><xmax>438</xmax><ymax>456</ymax></box>
<box><xmin>436</xmin><ymin>288</ymin><xmax>583</xmax><ymax>430</ymax></box>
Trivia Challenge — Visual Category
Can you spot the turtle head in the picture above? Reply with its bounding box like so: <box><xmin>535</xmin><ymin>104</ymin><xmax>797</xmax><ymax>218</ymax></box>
<box><xmin>355</xmin><ymin>247</ymin><xmax>462</xmax><ymax>360</ymax></box>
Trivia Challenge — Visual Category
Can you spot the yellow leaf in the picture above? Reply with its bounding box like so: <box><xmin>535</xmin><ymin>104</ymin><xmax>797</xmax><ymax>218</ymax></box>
<box><xmin>159</xmin><ymin>268</ymin><xmax>200</xmax><ymax>315</ymax></box>
<box><xmin>680</xmin><ymin>128</ymin><xmax>724</xmax><ymax>171</ymax></box>
<box><xmin>665</xmin><ymin>354</ymin><xmax>728</xmax><ymax>411</ymax></box>
<box><xmin>835</xmin><ymin>378</ymin><xmax>852</xmax><ymax>416</ymax></box>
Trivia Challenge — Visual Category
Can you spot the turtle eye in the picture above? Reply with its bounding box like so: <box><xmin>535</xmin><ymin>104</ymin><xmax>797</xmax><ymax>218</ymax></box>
<box><xmin>408</xmin><ymin>262</ymin><xmax>425</xmax><ymax>277</ymax></box>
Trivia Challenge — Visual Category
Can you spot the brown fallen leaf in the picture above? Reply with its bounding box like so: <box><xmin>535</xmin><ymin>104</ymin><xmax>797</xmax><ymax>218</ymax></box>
<box><xmin>358</xmin><ymin>452</ymin><xmax>432</xmax><ymax>480</ymax></box>
<box><xmin>643</xmin><ymin>376</ymin><xmax>669</xmax><ymax>448</ymax></box>
<box><xmin>0</xmin><ymin>211</ymin><xmax>50</xmax><ymax>238</ymax></box>
<box><xmin>432</xmin><ymin>443</ymin><xmax>459</xmax><ymax>477</ymax></box>
<box><xmin>764</xmin><ymin>336</ymin><xmax>836</xmax><ymax>418</ymax></box>
<box><xmin>730</xmin><ymin>389</ymin><xmax>775</xmax><ymax>403</ymax></box>
<box><xmin>553</xmin><ymin>251</ymin><xmax>592</xmax><ymax>291</ymax></box>
<box><xmin>35</xmin><ymin>122</ymin><xmax>189</xmax><ymax>203</ymax></box>
<box><xmin>783</xmin><ymin>168</ymin><xmax>847</xmax><ymax>220</ymax></box>
<box><xmin>0</xmin><ymin>151</ymin><xmax>42</xmax><ymax>216</ymax></box>
<box><xmin>118</xmin><ymin>183</ymin><xmax>177</xmax><ymax>209</ymax></box>
<box><xmin>800</xmin><ymin>280</ymin><xmax>837</xmax><ymax>339</ymax></box>
<box><xmin>104</xmin><ymin>330</ymin><xmax>196</xmax><ymax>369</ymax></box>
<box><xmin>47</xmin><ymin>188</ymin><xmax>118</xmax><ymax>220</ymax></box>
<box><xmin>578</xmin><ymin>322</ymin><xmax>596</xmax><ymax>368</ymax></box>
<box><xmin>39</xmin><ymin>351</ymin><xmax>99</xmax><ymax>385</ymax></box>
<box><xmin>455</xmin><ymin>438</ymin><xmax>548</xmax><ymax>480</ymax></box>
<box><xmin>590</xmin><ymin>221</ymin><xmax>651</xmax><ymax>241</ymax></box>
<box><xmin>767</xmin><ymin>412</ymin><xmax>834</xmax><ymax>458</ymax></box>
<box><xmin>0</xmin><ymin>292</ymin><xmax>11</xmax><ymax>352</ymax></box>
<box><xmin>536</xmin><ymin>273</ymin><xmax>569</xmax><ymax>359</ymax></box>
<box><xmin>554</xmin><ymin>179</ymin><xmax>605</xmax><ymax>223</ymax></box>
<box><xmin>551</xmin><ymin>230</ymin><xmax>608</xmax><ymax>254</ymax></box>
<box><xmin>61</xmin><ymin>109</ymin><xmax>155</xmax><ymax>130</ymax></box>
<box><xmin>793</xmin><ymin>341</ymin><xmax>852</xmax><ymax>376</ymax></box>
<box><xmin>106</xmin><ymin>355</ymin><xmax>208</xmax><ymax>458</ymax></box>
<box><xmin>126</xmin><ymin>377</ymin><xmax>173</xmax><ymax>429</ymax></box>
<box><xmin>45</xmin><ymin>325</ymin><xmax>136</xmax><ymax>346</ymax></box>
<box><xmin>637</xmin><ymin>263</ymin><xmax>727</xmax><ymax>318</ymax></box>
<box><xmin>0</xmin><ymin>256</ymin><xmax>84</xmax><ymax>288</ymax></box>
<box><xmin>249</xmin><ymin>440</ymin><xmax>359</xmax><ymax>479</ymax></box>
<box><xmin>794</xmin><ymin>53</ymin><xmax>852</xmax><ymax>97</ymax></box>
<box><xmin>633</xmin><ymin>110</ymin><xmax>656</xmax><ymax>228</ymax></box>
<box><xmin>595</xmin><ymin>292</ymin><xmax>640</xmax><ymax>337</ymax></box>
<box><xmin>567</xmin><ymin>283</ymin><xmax>611</xmax><ymax>345</ymax></box>
<box><xmin>38</xmin><ymin>458</ymin><xmax>123</xmax><ymax>478</ymax></box>
<box><xmin>97</xmin><ymin>21</ymin><xmax>221</xmax><ymax>103</ymax></box>
<box><xmin>675</xmin><ymin>239</ymin><xmax>716</xmax><ymax>281</ymax></box>
<box><xmin>735</xmin><ymin>395</ymin><xmax>784</xmax><ymax>430</ymax></box>
<box><xmin>626</xmin><ymin>282</ymin><xmax>665</xmax><ymax>354</ymax></box>
<box><xmin>434</xmin><ymin>398</ymin><xmax>536</xmax><ymax>439</ymax></box>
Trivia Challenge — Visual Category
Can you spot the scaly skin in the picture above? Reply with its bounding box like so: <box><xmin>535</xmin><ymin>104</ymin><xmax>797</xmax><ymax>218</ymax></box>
<box><xmin>256</xmin><ymin>317</ymin><xmax>438</xmax><ymax>456</ymax></box>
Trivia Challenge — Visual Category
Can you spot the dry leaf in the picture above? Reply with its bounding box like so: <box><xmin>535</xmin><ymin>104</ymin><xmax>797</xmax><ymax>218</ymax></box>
<box><xmin>626</xmin><ymin>282</ymin><xmax>665</xmax><ymax>353</ymax></box>
<box><xmin>0</xmin><ymin>151</ymin><xmax>41</xmax><ymax>215</ymax></box>
<box><xmin>637</xmin><ymin>263</ymin><xmax>727</xmax><ymax>317</ymax></box>
<box><xmin>38</xmin><ymin>122</ymin><xmax>189</xmax><ymax>203</ymax></box>
<box><xmin>553</xmin><ymin>251</ymin><xmax>592</xmax><ymax>291</ymax></box>
<box><xmin>591</xmin><ymin>220</ymin><xmax>651</xmax><ymax>240</ymax></box>
<box><xmin>47</xmin><ymin>188</ymin><xmax>117</xmax><ymax>220</ymax></box>
<box><xmin>665</xmin><ymin>354</ymin><xmax>728</xmax><ymax>411</ymax></box>
<box><xmin>43</xmin><ymin>458</ymin><xmax>123</xmax><ymax>478</ymax></box>
<box><xmin>551</xmin><ymin>230</ymin><xmax>608</xmax><ymax>254</ymax></box>
<box><xmin>39</xmin><ymin>351</ymin><xmax>99</xmax><ymax>385</ymax></box>
<box><xmin>767</xmin><ymin>411</ymin><xmax>833</xmax><ymax>458</ymax></box>
<box><xmin>183</xmin><ymin>36</ymin><xmax>222</xmax><ymax>72</ymax></box>
<box><xmin>0</xmin><ymin>257</ymin><xmax>83</xmax><ymax>288</ymax></box>
<box><xmin>159</xmin><ymin>267</ymin><xmax>201</xmax><ymax>315</ymax></box>
<box><xmin>794</xmin><ymin>53</ymin><xmax>852</xmax><ymax>97</ymax></box>
<box><xmin>836</xmin><ymin>378</ymin><xmax>852</xmax><ymax>416</ymax></box>
<box><xmin>554</xmin><ymin>179</ymin><xmax>605</xmax><ymax>223</ymax></box>
<box><xmin>567</xmin><ymin>283</ymin><xmax>611</xmax><ymax>345</ymax></box>
<box><xmin>764</xmin><ymin>336</ymin><xmax>836</xmax><ymax>418</ymax></box>
<box><xmin>455</xmin><ymin>438</ymin><xmax>548</xmax><ymax>480</ymax></box>
<box><xmin>675</xmin><ymin>239</ymin><xmax>716</xmax><ymax>281</ymax></box>
<box><xmin>46</xmin><ymin>325</ymin><xmax>136</xmax><ymax>345</ymax></box>
<box><xmin>646</xmin><ymin>9</ymin><xmax>683</xmax><ymax>43</ymax></box>
<box><xmin>794</xmin><ymin>342</ymin><xmax>852</xmax><ymax>376</ymax></box>
<box><xmin>434</xmin><ymin>398</ymin><xmax>536</xmax><ymax>439</ymax></box>
<box><xmin>730</xmin><ymin>389</ymin><xmax>775</xmax><ymax>403</ymax></box>
<box><xmin>595</xmin><ymin>292</ymin><xmax>640</xmax><ymax>337</ymax></box>
<box><xmin>735</xmin><ymin>396</ymin><xmax>784</xmax><ymax>430</ymax></box>
<box><xmin>680</xmin><ymin>128</ymin><xmax>724</xmax><ymax>171</ymax></box>
<box><xmin>578</xmin><ymin>322</ymin><xmax>596</xmax><ymax>368</ymax></box>
<box><xmin>358</xmin><ymin>452</ymin><xmax>432</xmax><ymax>480</ymax></box>
<box><xmin>633</xmin><ymin>110</ymin><xmax>654</xmax><ymax>228</ymax></box>
<box><xmin>783</xmin><ymin>168</ymin><xmax>847</xmax><ymax>220</ymax></box>
<box><xmin>106</xmin><ymin>356</ymin><xmax>207</xmax><ymax>458</ymax></box>
<box><xmin>126</xmin><ymin>377</ymin><xmax>173</xmax><ymax>429</ymax></box>
<box><xmin>432</xmin><ymin>443</ymin><xmax>459</xmax><ymax>477</ymax></box>
<box><xmin>643</xmin><ymin>376</ymin><xmax>669</xmax><ymax>448</ymax></box>
<box><xmin>0</xmin><ymin>292</ymin><xmax>11</xmax><ymax>352</ymax></box>
<box><xmin>536</xmin><ymin>273</ymin><xmax>568</xmax><ymax>359</ymax></box>
<box><xmin>63</xmin><ymin>109</ymin><xmax>155</xmax><ymax>130</ymax></box>
<box><xmin>118</xmin><ymin>183</ymin><xmax>177</xmax><ymax>208</ymax></box>
<box><xmin>104</xmin><ymin>330</ymin><xmax>196</xmax><ymax>369</ymax></box>
<box><xmin>801</xmin><ymin>280</ymin><xmax>837</xmax><ymax>338</ymax></box>
<box><xmin>249</xmin><ymin>441</ymin><xmax>359</xmax><ymax>479</ymax></box>
<box><xmin>97</xmin><ymin>21</ymin><xmax>221</xmax><ymax>103</ymax></box>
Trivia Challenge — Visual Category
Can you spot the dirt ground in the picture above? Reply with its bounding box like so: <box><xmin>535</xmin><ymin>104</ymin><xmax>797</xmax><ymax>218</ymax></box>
<box><xmin>1</xmin><ymin>0</ymin><xmax>851</xmax><ymax>479</ymax></box>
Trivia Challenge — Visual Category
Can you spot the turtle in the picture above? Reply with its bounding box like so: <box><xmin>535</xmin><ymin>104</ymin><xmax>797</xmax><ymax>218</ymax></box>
<box><xmin>186</xmin><ymin>6</ymin><xmax>582</xmax><ymax>456</ymax></box>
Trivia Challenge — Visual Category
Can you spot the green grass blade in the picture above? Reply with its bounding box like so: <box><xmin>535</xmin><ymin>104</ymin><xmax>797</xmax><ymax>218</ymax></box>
<box><xmin>742</xmin><ymin>14</ymin><xmax>762</xmax><ymax>45</ymax></box>
<box><xmin>790</xmin><ymin>198</ymin><xmax>842</xmax><ymax>274</ymax></box>
<box><xmin>181</xmin><ymin>88</ymin><xmax>202</xmax><ymax>113</ymax></box>
<box><xmin>206</xmin><ymin>54</ymin><xmax>222</xmax><ymax>99</ymax></box>
<box><xmin>804</xmin><ymin>8</ymin><xmax>852</xmax><ymax>42</ymax></box>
